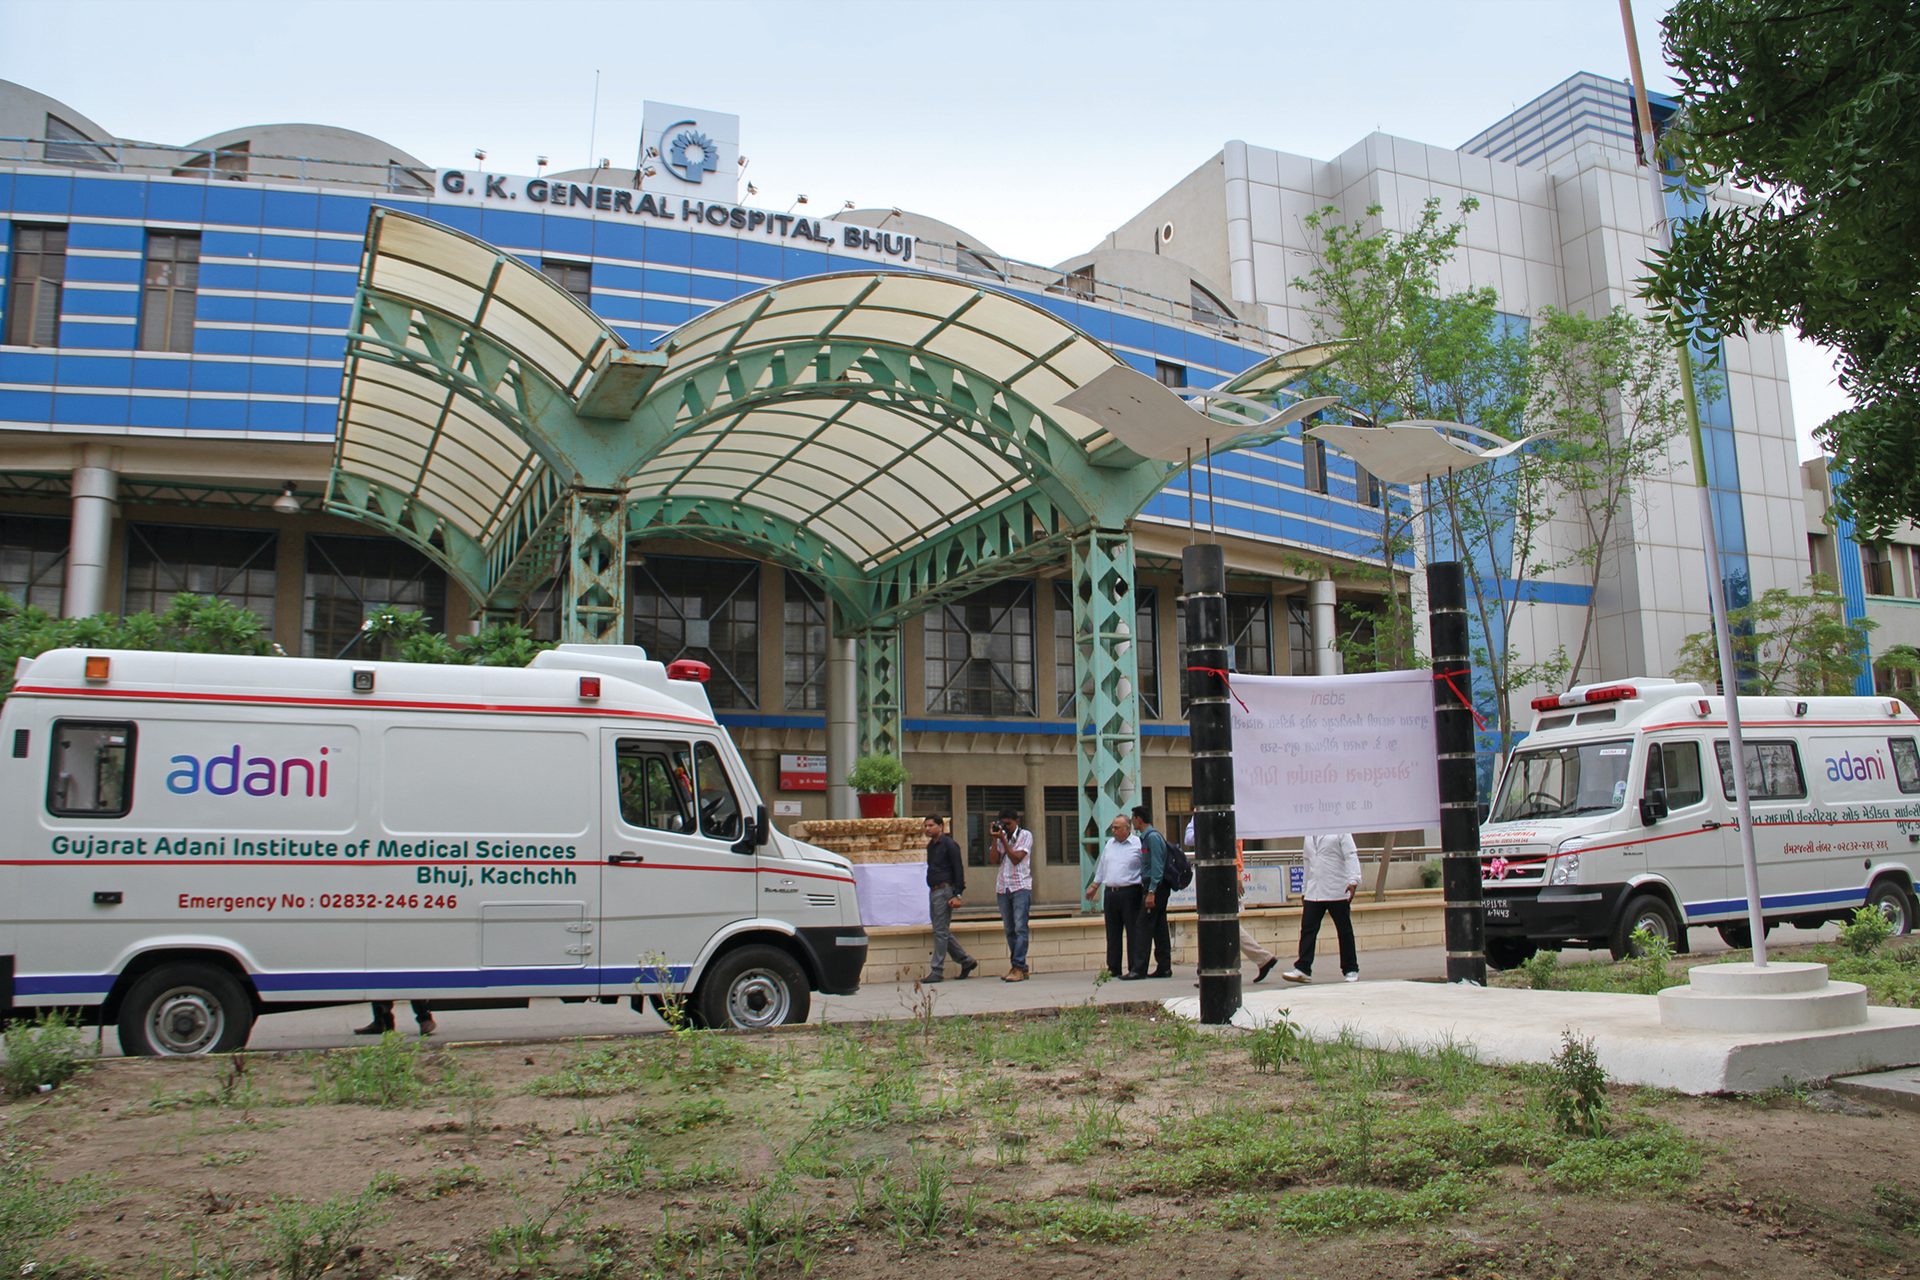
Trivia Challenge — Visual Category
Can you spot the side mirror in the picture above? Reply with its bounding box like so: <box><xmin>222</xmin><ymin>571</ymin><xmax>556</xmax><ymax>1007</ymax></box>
<box><xmin>1639</xmin><ymin>788</ymin><xmax>1668</xmax><ymax>826</ymax></box>
<box><xmin>753</xmin><ymin>803</ymin><xmax>771</xmax><ymax>848</ymax></box>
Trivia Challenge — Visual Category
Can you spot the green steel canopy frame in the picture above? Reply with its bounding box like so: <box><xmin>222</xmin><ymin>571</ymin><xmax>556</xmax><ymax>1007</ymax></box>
<box><xmin>327</xmin><ymin>207</ymin><xmax>1340</xmax><ymax>895</ymax></box>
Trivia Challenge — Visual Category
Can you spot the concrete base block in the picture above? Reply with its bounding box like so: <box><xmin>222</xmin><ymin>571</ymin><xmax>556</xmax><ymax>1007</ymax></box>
<box><xmin>1168</xmin><ymin>980</ymin><xmax>1920</xmax><ymax>1094</ymax></box>
<box><xmin>1658</xmin><ymin>960</ymin><xmax>1869</xmax><ymax>1033</ymax></box>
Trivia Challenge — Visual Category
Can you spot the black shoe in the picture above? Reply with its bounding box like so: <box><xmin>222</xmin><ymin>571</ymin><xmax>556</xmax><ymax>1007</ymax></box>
<box><xmin>957</xmin><ymin>958</ymin><xmax>978</xmax><ymax>980</ymax></box>
<box><xmin>1148</xmin><ymin>969</ymin><xmax>1173</xmax><ymax>979</ymax></box>
<box><xmin>1118</xmin><ymin>972</ymin><xmax>1146</xmax><ymax>981</ymax></box>
<box><xmin>352</xmin><ymin>1020</ymin><xmax>391</xmax><ymax>1036</ymax></box>
<box><xmin>1254</xmin><ymin>958</ymin><xmax>1278</xmax><ymax>984</ymax></box>
<box><xmin>919</xmin><ymin>973</ymin><xmax>944</xmax><ymax>984</ymax></box>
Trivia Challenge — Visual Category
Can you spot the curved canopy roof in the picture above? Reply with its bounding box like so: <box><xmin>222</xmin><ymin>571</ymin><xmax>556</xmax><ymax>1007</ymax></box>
<box><xmin>327</xmin><ymin>209</ymin><xmax>1337</xmax><ymax>628</ymax></box>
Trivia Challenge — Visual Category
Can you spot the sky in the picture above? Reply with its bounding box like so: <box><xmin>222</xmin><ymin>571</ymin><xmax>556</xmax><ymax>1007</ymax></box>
<box><xmin>0</xmin><ymin>0</ymin><xmax>1847</xmax><ymax>455</ymax></box>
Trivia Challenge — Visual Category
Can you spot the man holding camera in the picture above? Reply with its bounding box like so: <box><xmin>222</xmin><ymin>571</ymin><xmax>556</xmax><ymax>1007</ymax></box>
<box><xmin>988</xmin><ymin>809</ymin><xmax>1034</xmax><ymax>981</ymax></box>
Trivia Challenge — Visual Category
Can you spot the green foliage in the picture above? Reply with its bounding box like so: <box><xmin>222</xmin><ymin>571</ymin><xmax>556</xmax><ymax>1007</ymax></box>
<box><xmin>1032</xmin><ymin>1199</ymin><xmax>1149</xmax><ymax>1243</ymax></box>
<box><xmin>1519</xmin><ymin>948</ymin><xmax>1560</xmax><ymax>991</ymax></box>
<box><xmin>1673</xmin><ymin>574</ymin><xmax>1875</xmax><ymax>695</ymax></box>
<box><xmin>1541</xmin><ymin>1123</ymin><xmax>1701</xmax><ymax>1192</ymax></box>
<box><xmin>1246</xmin><ymin>1013</ymin><xmax>1304</xmax><ymax>1074</ymax></box>
<box><xmin>1839</xmin><ymin>903</ymin><xmax>1896</xmax><ymax>956</ymax></box>
<box><xmin>0</xmin><ymin>591</ymin><xmax>272</xmax><ymax>701</ymax></box>
<box><xmin>1872</xmin><ymin>1183</ymin><xmax>1920</xmax><ymax>1236</ymax></box>
<box><xmin>1626</xmin><ymin>927</ymin><xmax>1678</xmax><ymax>994</ymax></box>
<box><xmin>258</xmin><ymin>1177</ymin><xmax>393</xmax><ymax>1280</ymax></box>
<box><xmin>879</xmin><ymin>1152</ymin><xmax>955</xmax><ymax>1243</ymax></box>
<box><xmin>310</xmin><ymin>1032</ymin><xmax>464</xmax><ymax>1107</ymax></box>
<box><xmin>845</xmin><ymin>752</ymin><xmax>908</xmax><ymax>793</ymax></box>
<box><xmin>1418</xmin><ymin>859</ymin><xmax>1443</xmax><ymax>889</ymax></box>
<box><xmin>1543</xmin><ymin>1031</ymin><xmax>1609</xmax><ymax>1138</ymax></box>
<box><xmin>358</xmin><ymin>607</ymin><xmax>549</xmax><ymax>666</ymax></box>
<box><xmin>1264</xmin><ymin>1176</ymin><xmax>1477</xmax><ymax>1236</ymax></box>
<box><xmin>1497</xmin><ymin>939</ymin><xmax>1920</xmax><ymax>1007</ymax></box>
<box><xmin>1645</xmin><ymin>0</ymin><xmax>1920</xmax><ymax>539</ymax></box>
<box><xmin>2</xmin><ymin>1010</ymin><xmax>95</xmax><ymax>1096</ymax></box>
<box><xmin>0</xmin><ymin>1142</ymin><xmax>103</xmax><ymax>1275</ymax></box>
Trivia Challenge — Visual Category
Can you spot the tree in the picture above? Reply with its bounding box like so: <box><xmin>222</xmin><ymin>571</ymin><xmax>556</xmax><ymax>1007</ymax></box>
<box><xmin>358</xmin><ymin>607</ymin><xmax>549</xmax><ymax>666</ymax></box>
<box><xmin>1643</xmin><ymin>0</ymin><xmax>1920</xmax><ymax>539</ymax></box>
<box><xmin>0</xmin><ymin>592</ymin><xmax>272</xmax><ymax>701</ymax></box>
<box><xmin>1672</xmin><ymin>574</ymin><xmax>1873</xmax><ymax>694</ymax></box>
<box><xmin>1524</xmin><ymin>306</ymin><xmax>1688</xmax><ymax>680</ymax></box>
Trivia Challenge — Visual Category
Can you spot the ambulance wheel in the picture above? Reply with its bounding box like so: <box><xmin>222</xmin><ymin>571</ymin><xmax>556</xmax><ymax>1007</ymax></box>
<box><xmin>646</xmin><ymin>993</ymin><xmax>708</xmax><ymax>1030</ymax></box>
<box><xmin>1609</xmin><ymin>894</ymin><xmax>1680</xmax><ymax>961</ymax></box>
<box><xmin>117</xmin><ymin>964</ymin><xmax>253</xmax><ymax>1057</ymax></box>
<box><xmin>1866</xmin><ymin>879</ymin><xmax>1916</xmax><ymax>936</ymax></box>
<box><xmin>1484</xmin><ymin>938</ymin><xmax>1537</xmax><ymax>970</ymax></box>
<box><xmin>696</xmin><ymin>945</ymin><xmax>809</xmax><ymax>1031</ymax></box>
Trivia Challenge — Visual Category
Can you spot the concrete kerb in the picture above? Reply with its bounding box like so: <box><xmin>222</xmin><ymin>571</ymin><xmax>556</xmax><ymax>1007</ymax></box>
<box><xmin>1165</xmin><ymin>980</ymin><xmax>1920</xmax><ymax>1095</ymax></box>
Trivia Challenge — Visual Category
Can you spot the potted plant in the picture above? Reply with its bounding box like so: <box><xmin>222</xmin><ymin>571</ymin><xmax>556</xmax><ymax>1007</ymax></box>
<box><xmin>847</xmin><ymin>753</ymin><xmax>909</xmax><ymax>818</ymax></box>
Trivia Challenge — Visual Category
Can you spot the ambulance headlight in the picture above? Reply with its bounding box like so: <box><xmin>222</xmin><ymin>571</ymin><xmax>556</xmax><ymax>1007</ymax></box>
<box><xmin>1550</xmin><ymin>853</ymin><xmax>1580</xmax><ymax>886</ymax></box>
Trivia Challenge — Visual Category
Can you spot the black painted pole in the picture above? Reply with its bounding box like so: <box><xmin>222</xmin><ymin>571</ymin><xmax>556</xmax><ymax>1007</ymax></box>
<box><xmin>1427</xmin><ymin>560</ymin><xmax>1486</xmax><ymax>985</ymax></box>
<box><xmin>1183</xmin><ymin>543</ymin><xmax>1242</xmax><ymax>1024</ymax></box>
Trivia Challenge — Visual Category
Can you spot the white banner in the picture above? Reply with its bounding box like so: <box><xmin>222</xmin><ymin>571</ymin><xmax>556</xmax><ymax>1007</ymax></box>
<box><xmin>1229</xmin><ymin>670</ymin><xmax>1441</xmax><ymax>838</ymax></box>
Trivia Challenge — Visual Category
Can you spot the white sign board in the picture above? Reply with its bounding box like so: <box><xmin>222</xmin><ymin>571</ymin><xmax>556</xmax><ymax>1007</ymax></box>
<box><xmin>640</xmin><ymin>101</ymin><xmax>742</xmax><ymax>202</ymax></box>
<box><xmin>1166</xmin><ymin>865</ymin><xmax>1287</xmax><ymax>910</ymax></box>
<box><xmin>1230</xmin><ymin>670</ymin><xmax>1441</xmax><ymax>838</ymax></box>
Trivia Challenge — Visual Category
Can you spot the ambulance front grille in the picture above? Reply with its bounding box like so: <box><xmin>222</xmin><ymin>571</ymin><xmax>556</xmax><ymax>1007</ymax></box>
<box><xmin>805</xmin><ymin>892</ymin><xmax>838</xmax><ymax>909</ymax></box>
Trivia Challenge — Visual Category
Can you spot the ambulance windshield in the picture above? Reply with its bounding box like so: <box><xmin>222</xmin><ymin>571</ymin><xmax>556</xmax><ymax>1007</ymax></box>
<box><xmin>1490</xmin><ymin>738</ymin><xmax>1634</xmax><ymax>823</ymax></box>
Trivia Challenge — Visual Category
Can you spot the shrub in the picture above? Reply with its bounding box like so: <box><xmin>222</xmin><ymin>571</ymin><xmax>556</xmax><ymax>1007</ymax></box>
<box><xmin>1520</xmin><ymin>949</ymin><xmax>1559</xmax><ymax>991</ymax></box>
<box><xmin>1418</xmin><ymin>859</ymin><xmax>1443</xmax><ymax>889</ymax></box>
<box><xmin>2</xmin><ymin>1010</ymin><xmax>95</xmax><ymax>1096</ymax></box>
<box><xmin>1625</xmin><ymin>927</ymin><xmax>1676</xmax><ymax>994</ymax></box>
<box><xmin>1840</xmin><ymin>903</ymin><xmax>1896</xmax><ymax>956</ymax></box>
<box><xmin>1247</xmin><ymin>1014</ymin><xmax>1303</xmax><ymax>1073</ymax></box>
<box><xmin>846</xmin><ymin>753</ymin><xmax>908</xmax><ymax>793</ymax></box>
<box><xmin>1543</xmin><ymin>1031</ymin><xmax>1609</xmax><ymax>1138</ymax></box>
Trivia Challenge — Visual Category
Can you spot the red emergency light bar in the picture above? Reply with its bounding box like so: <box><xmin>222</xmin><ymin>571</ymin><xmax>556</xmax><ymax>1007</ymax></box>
<box><xmin>1529</xmin><ymin>684</ymin><xmax>1638</xmax><ymax>712</ymax></box>
<box><xmin>667</xmin><ymin>659</ymin><xmax>711</xmax><ymax>683</ymax></box>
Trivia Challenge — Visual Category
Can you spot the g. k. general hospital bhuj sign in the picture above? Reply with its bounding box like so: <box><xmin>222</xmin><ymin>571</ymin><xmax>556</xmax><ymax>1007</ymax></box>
<box><xmin>432</xmin><ymin>169</ymin><xmax>916</xmax><ymax>265</ymax></box>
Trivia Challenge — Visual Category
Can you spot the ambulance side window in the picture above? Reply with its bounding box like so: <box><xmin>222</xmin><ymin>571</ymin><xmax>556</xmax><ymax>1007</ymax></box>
<box><xmin>1656</xmin><ymin>742</ymin><xmax>1705</xmax><ymax>809</ymax></box>
<box><xmin>1714</xmin><ymin>739</ymin><xmax>1807</xmax><ymax>801</ymax></box>
<box><xmin>616</xmin><ymin>739</ymin><xmax>696</xmax><ymax>834</ymax></box>
<box><xmin>47</xmin><ymin>720</ymin><xmax>136</xmax><ymax>818</ymax></box>
<box><xmin>693</xmin><ymin>740</ymin><xmax>742</xmax><ymax>842</ymax></box>
<box><xmin>1891</xmin><ymin>738</ymin><xmax>1920</xmax><ymax>795</ymax></box>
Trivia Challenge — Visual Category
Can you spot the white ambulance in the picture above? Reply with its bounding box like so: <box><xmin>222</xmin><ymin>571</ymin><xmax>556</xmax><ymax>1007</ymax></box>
<box><xmin>1480</xmin><ymin>677</ymin><xmax>1920</xmax><ymax>967</ymax></box>
<box><xmin>0</xmin><ymin>645</ymin><xmax>868</xmax><ymax>1053</ymax></box>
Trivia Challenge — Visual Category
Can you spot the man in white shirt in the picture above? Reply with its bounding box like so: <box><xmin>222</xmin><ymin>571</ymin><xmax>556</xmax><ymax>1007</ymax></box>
<box><xmin>988</xmin><ymin>809</ymin><xmax>1035</xmax><ymax>981</ymax></box>
<box><xmin>1282</xmin><ymin>832</ymin><xmax>1363</xmax><ymax>983</ymax></box>
<box><xmin>1083</xmin><ymin>814</ymin><xmax>1148</xmax><ymax>979</ymax></box>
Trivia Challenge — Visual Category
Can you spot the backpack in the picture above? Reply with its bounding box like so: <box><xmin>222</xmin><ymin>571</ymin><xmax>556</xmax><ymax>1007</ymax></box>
<box><xmin>1159</xmin><ymin>831</ymin><xmax>1194</xmax><ymax>891</ymax></box>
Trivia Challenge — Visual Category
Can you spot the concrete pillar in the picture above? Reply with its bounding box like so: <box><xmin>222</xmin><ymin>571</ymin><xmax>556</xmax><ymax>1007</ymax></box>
<box><xmin>1309</xmin><ymin>576</ymin><xmax>1339</xmax><ymax>675</ymax></box>
<box><xmin>1022</xmin><ymin>751</ymin><xmax>1047</xmax><ymax>859</ymax></box>
<box><xmin>825</xmin><ymin>604</ymin><xmax>858</xmax><ymax>820</ymax></box>
<box><xmin>63</xmin><ymin>458</ymin><xmax>119</xmax><ymax>618</ymax></box>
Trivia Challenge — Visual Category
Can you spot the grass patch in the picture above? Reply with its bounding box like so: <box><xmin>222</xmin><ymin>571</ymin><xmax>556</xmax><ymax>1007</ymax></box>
<box><xmin>2</xmin><ymin>1010</ymin><xmax>94</xmax><ymax>1096</ymax></box>
<box><xmin>1</xmin><ymin>1142</ymin><xmax>104</xmax><ymax>1275</ymax></box>
<box><xmin>258</xmin><ymin>1176</ymin><xmax>393</xmax><ymax>1280</ymax></box>
<box><xmin>1541</xmin><ymin>1122</ymin><xmax>1701</xmax><ymax>1192</ymax></box>
<box><xmin>1031</xmin><ymin>1198</ymin><xmax>1150</xmax><ymax>1243</ymax></box>
<box><xmin>309</xmin><ymin>1032</ymin><xmax>470</xmax><ymax>1107</ymax></box>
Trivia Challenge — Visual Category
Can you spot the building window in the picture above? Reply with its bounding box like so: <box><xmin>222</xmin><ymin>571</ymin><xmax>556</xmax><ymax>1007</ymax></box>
<box><xmin>1901</xmin><ymin>545</ymin><xmax>1920</xmax><ymax>597</ymax></box>
<box><xmin>303</xmin><ymin>534</ymin><xmax>447</xmax><ymax>659</ymax></box>
<box><xmin>923</xmin><ymin>580</ymin><xmax>1036</xmax><ymax>717</ymax></box>
<box><xmin>5</xmin><ymin>224</ymin><xmax>67</xmax><ymax>348</ymax></box>
<box><xmin>1356</xmin><ymin>464</ymin><xmax>1383</xmax><ymax>508</ymax></box>
<box><xmin>631</xmin><ymin>556</ymin><xmax>760</xmax><ymax>711</ymax></box>
<box><xmin>44</xmin><ymin>114</ymin><xmax>112</xmax><ymax>168</ymax></box>
<box><xmin>1287</xmin><ymin>595</ymin><xmax>1312</xmax><ymax>675</ymax></box>
<box><xmin>1153</xmin><ymin>360</ymin><xmax>1187</xmax><ymax>388</ymax></box>
<box><xmin>1053</xmin><ymin>581</ymin><xmax>1159</xmax><ymax>718</ymax></box>
<box><xmin>963</xmin><ymin>784</ymin><xmax>1026</xmax><ymax>867</ymax></box>
<box><xmin>1302</xmin><ymin>437</ymin><xmax>1329</xmax><ymax>494</ymax></box>
<box><xmin>1176</xmin><ymin>590</ymin><xmax>1273</xmax><ymax>710</ymax></box>
<box><xmin>123</xmin><ymin>524</ymin><xmax>277</xmax><ymax>629</ymax></box>
<box><xmin>782</xmin><ymin>573</ymin><xmax>827</xmax><ymax>711</ymax></box>
<box><xmin>911</xmin><ymin>785</ymin><xmax>953</xmax><ymax>824</ymax></box>
<box><xmin>139</xmin><ymin>233</ymin><xmax>200</xmax><ymax>353</ymax></box>
<box><xmin>1862</xmin><ymin>543</ymin><xmax>1895</xmax><ymax>596</ymax></box>
<box><xmin>0</xmin><ymin>514</ymin><xmax>69</xmax><ymax>611</ymax></box>
<box><xmin>540</xmin><ymin>259</ymin><xmax>593</xmax><ymax>308</ymax></box>
<box><xmin>1043</xmin><ymin>785</ymin><xmax>1081</xmax><ymax>866</ymax></box>
<box><xmin>1189</xmin><ymin>281</ymin><xmax>1234</xmax><ymax>328</ymax></box>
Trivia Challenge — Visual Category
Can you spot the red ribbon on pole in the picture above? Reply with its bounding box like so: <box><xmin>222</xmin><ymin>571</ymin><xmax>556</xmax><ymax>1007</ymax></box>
<box><xmin>1185</xmin><ymin>665</ymin><xmax>1250</xmax><ymax>713</ymax></box>
<box><xmin>1433</xmin><ymin>667</ymin><xmax>1489</xmax><ymax>730</ymax></box>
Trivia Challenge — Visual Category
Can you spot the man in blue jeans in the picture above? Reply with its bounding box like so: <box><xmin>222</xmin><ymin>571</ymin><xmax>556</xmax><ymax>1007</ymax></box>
<box><xmin>988</xmin><ymin>809</ymin><xmax>1034</xmax><ymax>981</ymax></box>
<box><xmin>920</xmin><ymin>815</ymin><xmax>977</xmax><ymax>983</ymax></box>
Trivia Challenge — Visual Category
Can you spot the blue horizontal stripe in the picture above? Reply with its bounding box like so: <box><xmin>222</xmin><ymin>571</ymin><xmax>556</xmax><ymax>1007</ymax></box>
<box><xmin>1683</xmin><ymin>885</ymin><xmax>1866</xmax><ymax>920</ymax></box>
<box><xmin>17</xmin><ymin>966</ymin><xmax>692</xmax><ymax>999</ymax></box>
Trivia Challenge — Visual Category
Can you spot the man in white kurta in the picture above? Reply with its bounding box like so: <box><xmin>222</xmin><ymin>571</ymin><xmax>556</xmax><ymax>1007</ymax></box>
<box><xmin>1282</xmin><ymin>832</ymin><xmax>1362</xmax><ymax>983</ymax></box>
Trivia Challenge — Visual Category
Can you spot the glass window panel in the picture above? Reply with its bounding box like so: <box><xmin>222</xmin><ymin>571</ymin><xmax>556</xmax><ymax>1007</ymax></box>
<box><xmin>782</xmin><ymin>574</ymin><xmax>826</xmax><ymax>711</ymax></box>
<box><xmin>923</xmin><ymin>580</ymin><xmax>1035</xmax><ymax>717</ymax></box>
<box><xmin>303</xmin><ymin>534</ymin><xmax>446</xmax><ymax>658</ymax></box>
<box><xmin>631</xmin><ymin>556</ymin><xmax>759</xmax><ymax>710</ymax></box>
<box><xmin>123</xmin><ymin>524</ymin><xmax>277</xmax><ymax>630</ymax></box>
<box><xmin>1713</xmin><ymin>740</ymin><xmax>1807</xmax><ymax>801</ymax></box>
<box><xmin>48</xmin><ymin>721</ymin><xmax>135</xmax><ymax>817</ymax></box>
<box><xmin>1053</xmin><ymin>581</ymin><xmax>1158</xmax><ymax>718</ymax></box>
<box><xmin>0</xmin><ymin>515</ymin><xmax>69</xmax><ymax>611</ymax></box>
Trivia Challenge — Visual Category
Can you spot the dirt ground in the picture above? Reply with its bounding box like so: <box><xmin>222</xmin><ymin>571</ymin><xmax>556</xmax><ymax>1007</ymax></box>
<box><xmin>5</xmin><ymin>1005</ymin><xmax>1918</xmax><ymax>1279</ymax></box>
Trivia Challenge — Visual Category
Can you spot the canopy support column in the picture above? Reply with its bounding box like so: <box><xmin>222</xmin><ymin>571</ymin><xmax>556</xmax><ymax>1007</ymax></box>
<box><xmin>1070</xmin><ymin>529</ymin><xmax>1141</xmax><ymax>913</ymax></box>
<box><xmin>826</xmin><ymin>605</ymin><xmax>859</xmax><ymax>821</ymax></box>
<box><xmin>856</xmin><ymin>625</ymin><xmax>902</xmax><ymax>766</ymax></box>
<box><xmin>563</xmin><ymin>491</ymin><xmax>626</xmax><ymax>645</ymax></box>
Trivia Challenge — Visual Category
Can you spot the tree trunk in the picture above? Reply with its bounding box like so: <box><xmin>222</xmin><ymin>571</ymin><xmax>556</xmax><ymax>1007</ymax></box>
<box><xmin>1371</xmin><ymin>830</ymin><xmax>1398</xmax><ymax>902</ymax></box>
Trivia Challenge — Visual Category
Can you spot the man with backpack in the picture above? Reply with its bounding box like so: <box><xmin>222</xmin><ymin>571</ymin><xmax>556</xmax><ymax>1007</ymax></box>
<box><xmin>1131</xmin><ymin>806</ymin><xmax>1185</xmax><ymax>978</ymax></box>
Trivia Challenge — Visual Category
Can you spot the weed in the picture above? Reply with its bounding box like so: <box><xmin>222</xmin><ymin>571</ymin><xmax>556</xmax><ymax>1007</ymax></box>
<box><xmin>1035</xmin><ymin>1199</ymin><xmax>1149</xmax><ymax>1242</ymax></box>
<box><xmin>1061</xmin><ymin>1096</ymin><xmax>1126</xmax><ymax>1162</ymax></box>
<box><xmin>655</xmin><ymin>1157</ymin><xmax>738</xmax><ymax>1190</ymax></box>
<box><xmin>658</xmin><ymin>1096</ymin><xmax>731</xmax><ymax>1133</ymax></box>
<box><xmin>1625</xmin><ymin>926</ymin><xmax>1676</xmax><ymax>994</ymax></box>
<box><xmin>1267</xmin><ymin>1175</ymin><xmax>1476</xmax><ymax>1236</ymax></box>
<box><xmin>880</xmin><ymin>1152</ymin><xmax>954</xmax><ymax>1243</ymax></box>
<box><xmin>424</xmin><ymin>1163</ymin><xmax>484</xmax><ymax>1198</ymax></box>
<box><xmin>1840</xmin><ymin>903</ymin><xmax>1896</xmax><ymax>956</ymax></box>
<box><xmin>1520</xmin><ymin>948</ymin><xmax>1560</xmax><ymax>990</ymax></box>
<box><xmin>1543</xmin><ymin>1031</ymin><xmax>1609</xmax><ymax>1138</ymax></box>
<box><xmin>199</xmin><ymin>1149</ymin><xmax>254</xmax><ymax>1168</ymax></box>
<box><xmin>1872</xmin><ymin>1183</ymin><xmax>1920</xmax><ymax>1235</ymax></box>
<box><xmin>310</xmin><ymin>1032</ymin><xmax>461</xmax><ymax>1107</ymax></box>
<box><xmin>486</xmin><ymin>1197</ymin><xmax>587</xmax><ymax>1271</ymax></box>
<box><xmin>2</xmin><ymin>1009</ymin><xmax>95</xmax><ymax>1095</ymax></box>
<box><xmin>1246</xmin><ymin>1013</ymin><xmax>1303</xmax><ymax>1073</ymax></box>
<box><xmin>0</xmin><ymin>1142</ymin><xmax>104</xmax><ymax>1274</ymax></box>
<box><xmin>258</xmin><ymin>1176</ymin><xmax>393</xmax><ymax>1280</ymax></box>
<box><xmin>529</xmin><ymin>1041</ymin><xmax>658</xmax><ymax>1097</ymax></box>
<box><xmin>1541</xmin><ymin>1122</ymin><xmax>1700</xmax><ymax>1192</ymax></box>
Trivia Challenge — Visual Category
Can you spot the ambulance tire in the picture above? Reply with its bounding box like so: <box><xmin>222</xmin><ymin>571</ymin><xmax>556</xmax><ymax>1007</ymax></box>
<box><xmin>1609</xmin><ymin>894</ymin><xmax>1680</xmax><ymax>962</ymax></box>
<box><xmin>1484</xmin><ymin>937</ymin><xmax>1538</xmax><ymax>970</ymax></box>
<box><xmin>695</xmin><ymin>945</ymin><xmax>810</xmax><ymax>1031</ymax></box>
<box><xmin>1866</xmin><ymin>879</ymin><xmax>1915</xmax><ymax>936</ymax></box>
<box><xmin>646</xmin><ymin>993</ymin><xmax>709</xmax><ymax>1031</ymax></box>
<box><xmin>117</xmin><ymin>963</ymin><xmax>254</xmax><ymax>1057</ymax></box>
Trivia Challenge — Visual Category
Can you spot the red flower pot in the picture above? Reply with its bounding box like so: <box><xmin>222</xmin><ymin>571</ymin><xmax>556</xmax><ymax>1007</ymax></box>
<box><xmin>856</xmin><ymin>791</ymin><xmax>897</xmax><ymax>819</ymax></box>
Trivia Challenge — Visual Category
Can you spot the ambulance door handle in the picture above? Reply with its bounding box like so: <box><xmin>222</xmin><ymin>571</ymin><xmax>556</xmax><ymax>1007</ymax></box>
<box><xmin>609</xmin><ymin>853</ymin><xmax>646</xmax><ymax>866</ymax></box>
